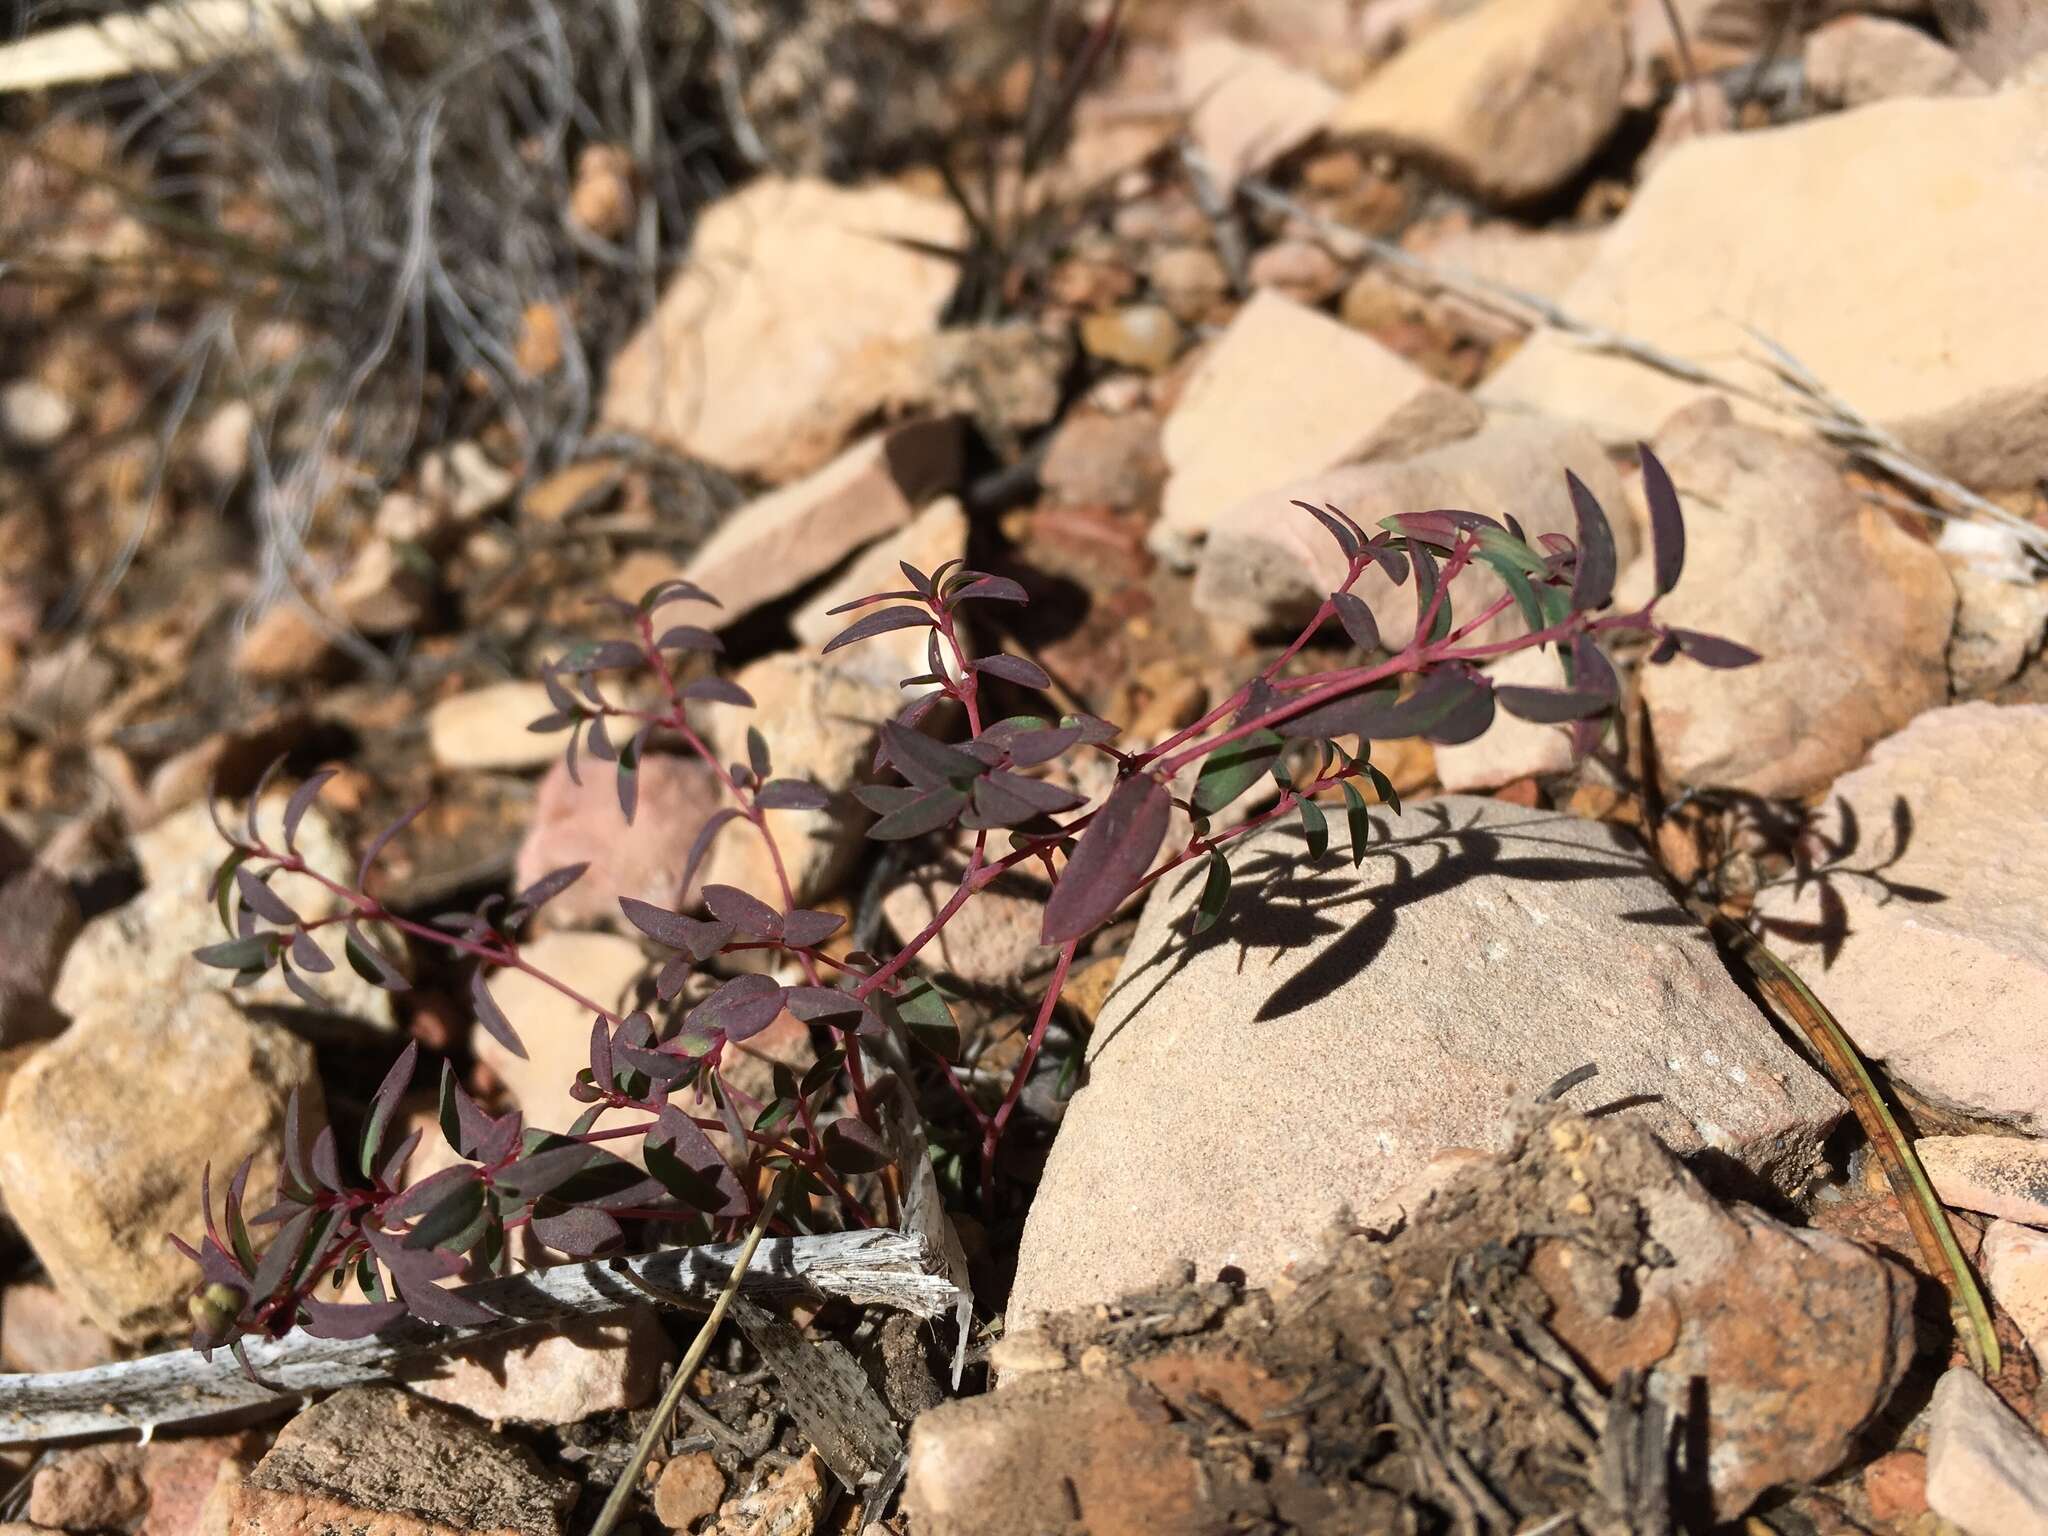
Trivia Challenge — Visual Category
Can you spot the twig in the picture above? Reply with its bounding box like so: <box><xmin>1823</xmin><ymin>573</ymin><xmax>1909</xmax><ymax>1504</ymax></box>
<box><xmin>0</xmin><ymin>1229</ymin><xmax>956</xmax><ymax>1446</ymax></box>
<box><xmin>592</xmin><ymin>1172</ymin><xmax>789</xmax><ymax>1536</ymax></box>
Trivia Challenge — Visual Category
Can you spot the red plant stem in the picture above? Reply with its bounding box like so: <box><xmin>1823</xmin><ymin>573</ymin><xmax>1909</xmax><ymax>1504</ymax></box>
<box><xmin>263</xmin><ymin>855</ymin><xmax>627</xmax><ymax>1027</ymax></box>
<box><xmin>980</xmin><ymin>939</ymin><xmax>1077</xmax><ymax>1211</ymax></box>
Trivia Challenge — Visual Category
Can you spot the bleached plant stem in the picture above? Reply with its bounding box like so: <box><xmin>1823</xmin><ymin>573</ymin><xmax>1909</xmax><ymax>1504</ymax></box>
<box><xmin>0</xmin><ymin>1230</ymin><xmax>956</xmax><ymax>1447</ymax></box>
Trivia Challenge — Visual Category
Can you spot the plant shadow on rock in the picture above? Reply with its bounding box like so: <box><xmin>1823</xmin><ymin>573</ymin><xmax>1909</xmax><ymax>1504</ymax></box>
<box><xmin>1093</xmin><ymin>800</ymin><xmax>1694</xmax><ymax>1056</ymax></box>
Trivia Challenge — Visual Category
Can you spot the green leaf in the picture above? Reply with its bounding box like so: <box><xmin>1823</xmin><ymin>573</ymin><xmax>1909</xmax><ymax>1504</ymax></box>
<box><xmin>1341</xmin><ymin>781</ymin><xmax>1373</xmax><ymax>867</ymax></box>
<box><xmin>1413</xmin><ymin>547</ymin><xmax>1452</xmax><ymax>643</ymax></box>
<box><xmin>1476</xmin><ymin>546</ymin><xmax>1545</xmax><ymax>637</ymax></box>
<box><xmin>880</xmin><ymin>978</ymin><xmax>959</xmax><ymax>1060</ymax></box>
<box><xmin>1193</xmin><ymin>849</ymin><xmax>1231</xmax><ymax>935</ymax></box>
<box><xmin>403</xmin><ymin>1173</ymin><xmax>486</xmax><ymax>1252</ymax></box>
<box><xmin>214</xmin><ymin>849</ymin><xmax>250</xmax><ymax>937</ymax></box>
<box><xmin>194</xmin><ymin>935</ymin><xmax>276</xmax><ymax>973</ymax></box>
<box><xmin>1300</xmin><ymin>798</ymin><xmax>1330</xmax><ymax>861</ymax></box>
<box><xmin>1365</xmin><ymin>763</ymin><xmax>1401</xmax><ymax>816</ymax></box>
<box><xmin>1192</xmin><ymin>729</ymin><xmax>1283</xmax><ymax>816</ymax></box>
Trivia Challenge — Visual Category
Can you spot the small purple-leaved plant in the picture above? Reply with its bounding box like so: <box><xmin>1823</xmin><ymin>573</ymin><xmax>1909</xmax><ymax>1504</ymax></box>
<box><xmin>178</xmin><ymin>447</ymin><xmax>1755</xmax><ymax>1365</ymax></box>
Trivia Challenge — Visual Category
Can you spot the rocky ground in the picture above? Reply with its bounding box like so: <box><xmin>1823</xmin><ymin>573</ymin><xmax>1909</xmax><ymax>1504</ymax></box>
<box><xmin>2</xmin><ymin>0</ymin><xmax>2048</xmax><ymax>1533</ymax></box>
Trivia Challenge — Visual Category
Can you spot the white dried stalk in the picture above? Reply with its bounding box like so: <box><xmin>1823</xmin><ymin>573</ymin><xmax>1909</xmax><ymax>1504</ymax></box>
<box><xmin>0</xmin><ymin>1230</ymin><xmax>956</xmax><ymax>1446</ymax></box>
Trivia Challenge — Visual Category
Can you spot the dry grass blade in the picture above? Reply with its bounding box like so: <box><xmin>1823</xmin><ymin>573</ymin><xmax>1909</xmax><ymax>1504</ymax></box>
<box><xmin>1686</xmin><ymin>897</ymin><xmax>2000</xmax><ymax>1376</ymax></box>
<box><xmin>591</xmin><ymin>1171</ymin><xmax>790</xmax><ymax>1536</ymax></box>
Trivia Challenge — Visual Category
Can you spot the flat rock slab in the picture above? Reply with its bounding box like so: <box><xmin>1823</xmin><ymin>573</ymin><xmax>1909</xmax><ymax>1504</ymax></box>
<box><xmin>1010</xmin><ymin>796</ymin><xmax>1844</xmax><ymax>1323</ymax></box>
<box><xmin>226</xmin><ymin>1386</ymin><xmax>576</xmax><ymax>1536</ymax></box>
<box><xmin>1155</xmin><ymin>288</ymin><xmax>1482</xmax><ymax>557</ymax></box>
<box><xmin>1752</xmin><ymin>702</ymin><xmax>2048</xmax><ymax>1128</ymax></box>
<box><xmin>1479</xmin><ymin>88</ymin><xmax>2048</xmax><ymax>489</ymax></box>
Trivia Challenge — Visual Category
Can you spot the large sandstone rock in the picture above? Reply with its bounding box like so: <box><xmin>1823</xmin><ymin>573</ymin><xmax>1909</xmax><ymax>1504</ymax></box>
<box><xmin>1155</xmin><ymin>289</ymin><xmax>1482</xmax><ymax>560</ymax></box>
<box><xmin>1192</xmin><ymin>412</ymin><xmax>1635</xmax><ymax>648</ymax></box>
<box><xmin>1480</xmin><ymin>89</ymin><xmax>2048</xmax><ymax>490</ymax></box>
<box><xmin>1636</xmin><ymin>406</ymin><xmax>1953</xmax><ymax>797</ymax></box>
<box><xmin>1331</xmin><ymin>0</ymin><xmax>1630</xmax><ymax>203</ymax></box>
<box><xmin>0</xmin><ymin>990</ymin><xmax>322</xmax><ymax>1341</ymax></box>
<box><xmin>600</xmin><ymin>177</ymin><xmax>964</xmax><ymax>483</ymax></box>
<box><xmin>54</xmin><ymin>797</ymin><xmax>395</xmax><ymax>1036</ymax></box>
<box><xmin>1753</xmin><ymin>703</ymin><xmax>2048</xmax><ymax>1128</ymax></box>
<box><xmin>1010</xmin><ymin>797</ymin><xmax>1844</xmax><ymax>1323</ymax></box>
<box><xmin>226</xmin><ymin>1386</ymin><xmax>575</xmax><ymax>1536</ymax></box>
<box><xmin>656</xmin><ymin>419</ymin><xmax>962</xmax><ymax>633</ymax></box>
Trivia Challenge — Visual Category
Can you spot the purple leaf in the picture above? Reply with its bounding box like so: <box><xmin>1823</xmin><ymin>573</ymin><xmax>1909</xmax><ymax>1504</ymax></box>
<box><xmin>1330</xmin><ymin>591</ymin><xmax>1380</xmax><ymax>652</ymax></box>
<box><xmin>514</xmin><ymin>862</ymin><xmax>588</xmax><ymax>912</ymax></box>
<box><xmin>343</xmin><ymin>923</ymin><xmax>410</xmax><ymax>992</ymax></box>
<box><xmin>1671</xmin><ymin>628</ymin><xmax>1761</xmax><ymax>668</ymax></box>
<box><xmin>1040</xmin><ymin>775</ymin><xmax>1171</xmax><ymax>944</ymax></box>
<box><xmin>692</xmin><ymin>973</ymin><xmax>786</xmax><ymax>1042</ymax></box>
<box><xmin>823</xmin><ymin>587</ymin><xmax>922</xmax><ymax>616</ymax></box>
<box><xmin>868</xmin><ymin>785</ymin><xmax>969</xmax><ymax>840</ymax></box>
<box><xmin>878</xmin><ymin>721</ymin><xmax>982</xmax><ymax>791</ymax></box>
<box><xmin>278</xmin><ymin>960</ymin><xmax>330</xmax><ymax>1008</ymax></box>
<box><xmin>301</xmin><ymin>1298</ymin><xmax>407</xmax><ymax>1340</ymax></box>
<box><xmin>531</xmin><ymin>1205</ymin><xmax>623</xmax><ymax>1257</ymax></box>
<box><xmin>620</xmin><ymin>897</ymin><xmax>692</xmax><ymax>948</ymax></box>
<box><xmin>235</xmin><ymin>867</ymin><xmax>301</xmax><ymax>927</ymax></box>
<box><xmin>971</xmin><ymin>653</ymin><xmax>1053</xmax><ymax>689</ymax></box>
<box><xmin>281</xmin><ymin>770</ymin><xmax>337</xmax><ymax>857</ymax></box>
<box><xmin>702</xmin><ymin>884</ymin><xmax>783</xmax><ymax>939</ymax></box>
<box><xmin>822</xmin><ymin>1116</ymin><xmax>893</xmax><ymax>1174</ymax></box>
<box><xmin>639</xmin><ymin>577</ymin><xmax>720</xmax><ymax>611</ymax></box>
<box><xmin>756</xmin><ymin>778</ymin><xmax>831</xmax><ymax>811</ymax></box>
<box><xmin>471</xmin><ymin>971</ymin><xmax>525</xmax><ymax>1060</ymax></box>
<box><xmin>356</xmin><ymin>802</ymin><xmax>427</xmax><ymax>893</ymax></box>
<box><xmin>1293</xmin><ymin>500</ymin><xmax>1359</xmax><ymax>558</ymax></box>
<box><xmin>682</xmin><ymin>808</ymin><xmax>740</xmax><ymax>894</ymax></box>
<box><xmin>1565</xmin><ymin>470</ymin><xmax>1617</xmax><ymax>611</ymax></box>
<box><xmin>1004</xmin><ymin>724</ymin><xmax>1083</xmax><ymax>766</ymax></box>
<box><xmin>784</xmin><ymin>984</ymin><xmax>865</xmax><ymax>1022</ymax></box>
<box><xmin>681</xmin><ymin>677</ymin><xmax>755</xmax><ymax>707</ymax></box>
<box><xmin>653</xmin><ymin>624</ymin><xmax>723</xmax><ymax>654</ymax></box>
<box><xmin>948</xmin><ymin>575</ymin><xmax>1028</xmax><ymax>605</ymax></box>
<box><xmin>780</xmin><ymin>908</ymin><xmax>846</xmax><ymax>948</ymax></box>
<box><xmin>359</xmin><ymin>1041</ymin><xmax>418</xmax><ymax>1179</ymax></box>
<box><xmin>1639</xmin><ymin>444</ymin><xmax>1685</xmax><ymax>596</ymax></box>
<box><xmin>288</xmin><ymin>931</ymin><xmax>334</xmax><ymax>974</ymax></box>
<box><xmin>822</xmin><ymin>606</ymin><xmax>932</xmax><ymax>654</ymax></box>
<box><xmin>309</xmin><ymin>1126</ymin><xmax>344</xmax><ymax>1192</ymax></box>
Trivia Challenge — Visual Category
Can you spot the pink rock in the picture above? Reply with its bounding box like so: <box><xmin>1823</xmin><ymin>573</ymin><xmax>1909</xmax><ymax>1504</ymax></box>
<box><xmin>141</xmin><ymin>1431</ymin><xmax>266</xmax><ymax>1536</ymax></box>
<box><xmin>28</xmin><ymin>1445</ymin><xmax>147</xmax><ymax>1530</ymax></box>
<box><xmin>515</xmin><ymin>754</ymin><xmax>725</xmax><ymax>929</ymax></box>
<box><xmin>403</xmin><ymin>1308</ymin><xmax>673</xmax><ymax>1426</ymax></box>
<box><xmin>0</xmin><ymin>1281</ymin><xmax>115</xmax><ymax>1373</ymax></box>
<box><xmin>1918</xmin><ymin>1135</ymin><xmax>2048</xmax><ymax>1224</ymax></box>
